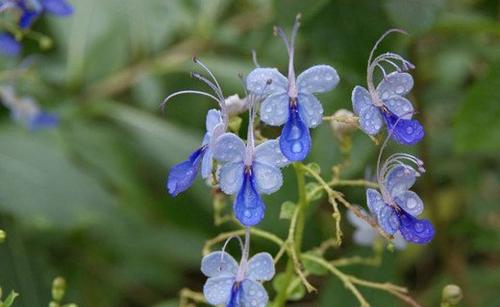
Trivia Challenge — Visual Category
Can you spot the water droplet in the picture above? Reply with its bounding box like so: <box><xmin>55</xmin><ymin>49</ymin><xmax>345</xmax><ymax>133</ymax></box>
<box><xmin>244</xmin><ymin>210</ymin><xmax>252</xmax><ymax>218</ymax></box>
<box><xmin>407</xmin><ymin>198</ymin><xmax>417</xmax><ymax>209</ymax></box>
<box><xmin>396</xmin><ymin>86</ymin><xmax>405</xmax><ymax>94</ymax></box>
<box><xmin>292</xmin><ymin>142</ymin><xmax>303</xmax><ymax>153</ymax></box>
<box><xmin>290</xmin><ymin>126</ymin><xmax>301</xmax><ymax>139</ymax></box>
<box><xmin>406</xmin><ymin>126</ymin><xmax>414</xmax><ymax>134</ymax></box>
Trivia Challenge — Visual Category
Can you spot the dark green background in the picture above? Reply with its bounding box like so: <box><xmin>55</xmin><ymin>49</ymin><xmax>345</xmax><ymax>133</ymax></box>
<box><xmin>0</xmin><ymin>0</ymin><xmax>499</xmax><ymax>306</ymax></box>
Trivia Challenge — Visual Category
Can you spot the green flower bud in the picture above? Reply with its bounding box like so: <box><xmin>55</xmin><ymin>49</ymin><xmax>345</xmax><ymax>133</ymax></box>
<box><xmin>52</xmin><ymin>277</ymin><xmax>66</xmax><ymax>302</ymax></box>
<box><xmin>0</xmin><ymin>230</ymin><xmax>6</xmax><ymax>243</ymax></box>
<box><xmin>442</xmin><ymin>284</ymin><xmax>463</xmax><ymax>306</ymax></box>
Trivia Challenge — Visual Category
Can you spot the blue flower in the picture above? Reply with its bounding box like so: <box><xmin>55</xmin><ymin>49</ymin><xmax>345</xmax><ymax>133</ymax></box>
<box><xmin>365</xmin><ymin>153</ymin><xmax>434</xmax><ymax>244</ymax></box>
<box><xmin>347</xmin><ymin>207</ymin><xmax>406</xmax><ymax>250</ymax></box>
<box><xmin>0</xmin><ymin>0</ymin><xmax>73</xmax><ymax>29</ymax></box>
<box><xmin>0</xmin><ymin>86</ymin><xmax>59</xmax><ymax>130</ymax></box>
<box><xmin>213</xmin><ymin>134</ymin><xmax>289</xmax><ymax>226</ymax></box>
<box><xmin>201</xmin><ymin>250</ymin><xmax>275</xmax><ymax>307</ymax></box>
<box><xmin>351</xmin><ymin>29</ymin><xmax>424</xmax><ymax>145</ymax></box>
<box><xmin>167</xmin><ymin>109</ymin><xmax>225</xmax><ymax>196</ymax></box>
<box><xmin>0</xmin><ymin>33</ymin><xmax>21</xmax><ymax>56</ymax></box>
<box><xmin>246</xmin><ymin>15</ymin><xmax>339</xmax><ymax>161</ymax></box>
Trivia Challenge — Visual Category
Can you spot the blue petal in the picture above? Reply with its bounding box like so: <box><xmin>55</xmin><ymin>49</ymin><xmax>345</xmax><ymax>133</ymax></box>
<box><xmin>41</xmin><ymin>0</ymin><xmax>73</xmax><ymax>16</ymax></box>
<box><xmin>398</xmin><ymin>211</ymin><xmax>435</xmax><ymax>244</ymax></box>
<box><xmin>296</xmin><ymin>65</ymin><xmax>339</xmax><ymax>94</ymax></box>
<box><xmin>239</xmin><ymin>279</ymin><xmax>269</xmax><ymax>307</ymax></box>
<box><xmin>203</xmin><ymin>276</ymin><xmax>235</xmax><ymax>306</ymax></box>
<box><xmin>359</xmin><ymin>105</ymin><xmax>383</xmax><ymax>135</ymax></box>
<box><xmin>382</xmin><ymin>110</ymin><xmax>424</xmax><ymax>145</ymax></box>
<box><xmin>201</xmin><ymin>251</ymin><xmax>238</xmax><ymax>278</ymax></box>
<box><xmin>234</xmin><ymin>172</ymin><xmax>265</xmax><ymax>226</ymax></box>
<box><xmin>384</xmin><ymin>165</ymin><xmax>417</xmax><ymax>198</ymax></box>
<box><xmin>201</xmin><ymin>147</ymin><xmax>213</xmax><ymax>179</ymax></box>
<box><xmin>218</xmin><ymin>162</ymin><xmax>244</xmax><ymax>195</ymax></box>
<box><xmin>394</xmin><ymin>191</ymin><xmax>424</xmax><ymax>217</ymax></box>
<box><xmin>252</xmin><ymin>162</ymin><xmax>283</xmax><ymax>194</ymax></box>
<box><xmin>279</xmin><ymin>105</ymin><xmax>311</xmax><ymax>161</ymax></box>
<box><xmin>28</xmin><ymin>112</ymin><xmax>59</xmax><ymax>130</ymax></box>
<box><xmin>376</xmin><ymin>72</ymin><xmax>414</xmax><ymax>100</ymax></box>
<box><xmin>383</xmin><ymin>96</ymin><xmax>413</xmax><ymax>119</ymax></box>
<box><xmin>205</xmin><ymin>109</ymin><xmax>222</xmax><ymax>133</ymax></box>
<box><xmin>213</xmin><ymin>133</ymin><xmax>246</xmax><ymax>163</ymax></box>
<box><xmin>19</xmin><ymin>10</ymin><xmax>41</xmax><ymax>28</ymax></box>
<box><xmin>227</xmin><ymin>283</ymin><xmax>241</xmax><ymax>307</ymax></box>
<box><xmin>167</xmin><ymin>147</ymin><xmax>205</xmax><ymax>196</ymax></box>
<box><xmin>246</xmin><ymin>68</ymin><xmax>288</xmax><ymax>96</ymax></box>
<box><xmin>376</xmin><ymin>205</ymin><xmax>400</xmax><ymax>235</ymax></box>
<box><xmin>259</xmin><ymin>92</ymin><xmax>289</xmax><ymax>126</ymax></box>
<box><xmin>298</xmin><ymin>92</ymin><xmax>323</xmax><ymax>128</ymax></box>
<box><xmin>246</xmin><ymin>252</ymin><xmax>275</xmax><ymax>281</ymax></box>
<box><xmin>254</xmin><ymin>139</ymin><xmax>289</xmax><ymax>168</ymax></box>
<box><xmin>366</xmin><ymin>188</ymin><xmax>384</xmax><ymax>216</ymax></box>
<box><xmin>351</xmin><ymin>85</ymin><xmax>373</xmax><ymax>115</ymax></box>
<box><xmin>0</xmin><ymin>33</ymin><xmax>21</xmax><ymax>56</ymax></box>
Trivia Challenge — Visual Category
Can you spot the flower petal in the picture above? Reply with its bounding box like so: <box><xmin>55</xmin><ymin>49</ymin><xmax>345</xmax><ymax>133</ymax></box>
<box><xmin>382</xmin><ymin>111</ymin><xmax>424</xmax><ymax>145</ymax></box>
<box><xmin>253</xmin><ymin>162</ymin><xmax>283</xmax><ymax>194</ymax></box>
<box><xmin>201</xmin><ymin>251</ymin><xmax>239</xmax><ymax>278</ymax></box>
<box><xmin>366</xmin><ymin>189</ymin><xmax>384</xmax><ymax>216</ymax></box>
<box><xmin>239</xmin><ymin>279</ymin><xmax>269</xmax><ymax>307</ymax></box>
<box><xmin>203</xmin><ymin>276</ymin><xmax>235</xmax><ymax>305</ymax></box>
<box><xmin>297</xmin><ymin>65</ymin><xmax>339</xmax><ymax>94</ymax></box>
<box><xmin>383</xmin><ymin>96</ymin><xmax>414</xmax><ymax>120</ymax></box>
<box><xmin>167</xmin><ymin>148</ymin><xmax>204</xmax><ymax>196</ymax></box>
<box><xmin>28</xmin><ymin>112</ymin><xmax>59</xmax><ymax>131</ymax></box>
<box><xmin>298</xmin><ymin>93</ymin><xmax>323</xmax><ymax>128</ymax></box>
<box><xmin>246</xmin><ymin>68</ymin><xmax>288</xmax><ymax>95</ymax></box>
<box><xmin>0</xmin><ymin>33</ymin><xmax>21</xmax><ymax>56</ymax></box>
<box><xmin>376</xmin><ymin>72</ymin><xmax>414</xmax><ymax>100</ymax></box>
<box><xmin>234</xmin><ymin>173</ymin><xmax>265</xmax><ymax>226</ymax></box>
<box><xmin>218</xmin><ymin>162</ymin><xmax>244</xmax><ymax>195</ymax></box>
<box><xmin>246</xmin><ymin>252</ymin><xmax>275</xmax><ymax>281</ymax></box>
<box><xmin>394</xmin><ymin>191</ymin><xmax>424</xmax><ymax>216</ymax></box>
<box><xmin>259</xmin><ymin>92</ymin><xmax>289</xmax><ymax>126</ymax></box>
<box><xmin>352</xmin><ymin>85</ymin><xmax>374</xmax><ymax>115</ymax></box>
<box><xmin>376</xmin><ymin>205</ymin><xmax>400</xmax><ymax>236</ymax></box>
<box><xmin>201</xmin><ymin>148</ymin><xmax>213</xmax><ymax>179</ymax></box>
<box><xmin>359</xmin><ymin>105</ymin><xmax>383</xmax><ymax>135</ymax></box>
<box><xmin>213</xmin><ymin>133</ymin><xmax>246</xmax><ymax>163</ymax></box>
<box><xmin>206</xmin><ymin>109</ymin><xmax>222</xmax><ymax>133</ymax></box>
<box><xmin>279</xmin><ymin>106</ymin><xmax>311</xmax><ymax>161</ymax></box>
<box><xmin>254</xmin><ymin>139</ymin><xmax>289</xmax><ymax>168</ymax></box>
<box><xmin>398</xmin><ymin>211</ymin><xmax>435</xmax><ymax>244</ymax></box>
<box><xmin>384</xmin><ymin>165</ymin><xmax>417</xmax><ymax>197</ymax></box>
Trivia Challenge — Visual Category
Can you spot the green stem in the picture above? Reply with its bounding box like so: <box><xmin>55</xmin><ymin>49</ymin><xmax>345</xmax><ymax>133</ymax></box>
<box><xmin>273</xmin><ymin>163</ymin><xmax>308</xmax><ymax>307</ymax></box>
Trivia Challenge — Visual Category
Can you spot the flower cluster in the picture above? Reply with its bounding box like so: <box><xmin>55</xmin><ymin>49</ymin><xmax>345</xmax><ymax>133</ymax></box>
<box><xmin>0</xmin><ymin>0</ymin><xmax>73</xmax><ymax>56</ymax></box>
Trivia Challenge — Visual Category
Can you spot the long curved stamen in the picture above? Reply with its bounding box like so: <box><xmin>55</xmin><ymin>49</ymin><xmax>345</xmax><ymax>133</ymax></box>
<box><xmin>160</xmin><ymin>90</ymin><xmax>220</xmax><ymax>111</ymax></box>
<box><xmin>251</xmin><ymin>49</ymin><xmax>261</xmax><ymax>68</ymax></box>
<box><xmin>219</xmin><ymin>235</ymin><xmax>245</xmax><ymax>267</ymax></box>
<box><xmin>191</xmin><ymin>72</ymin><xmax>224</xmax><ymax>102</ymax></box>
<box><xmin>274</xmin><ymin>14</ymin><xmax>301</xmax><ymax>98</ymax></box>
<box><xmin>193</xmin><ymin>57</ymin><xmax>225</xmax><ymax>102</ymax></box>
<box><xmin>376</xmin><ymin>63</ymin><xmax>388</xmax><ymax>78</ymax></box>
<box><xmin>236</xmin><ymin>227</ymin><xmax>251</xmax><ymax>281</ymax></box>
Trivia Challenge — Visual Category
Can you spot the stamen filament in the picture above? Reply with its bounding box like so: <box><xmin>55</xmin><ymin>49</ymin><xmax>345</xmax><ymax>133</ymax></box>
<box><xmin>160</xmin><ymin>90</ymin><xmax>220</xmax><ymax>111</ymax></box>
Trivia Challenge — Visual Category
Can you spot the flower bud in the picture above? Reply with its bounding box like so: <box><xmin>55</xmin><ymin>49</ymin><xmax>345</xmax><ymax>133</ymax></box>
<box><xmin>441</xmin><ymin>284</ymin><xmax>463</xmax><ymax>306</ymax></box>
<box><xmin>0</xmin><ymin>230</ymin><xmax>5</xmax><ymax>243</ymax></box>
<box><xmin>52</xmin><ymin>277</ymin><xmax>66</xmax><ymax>302</ymax></box>
<box><xmin>225</xmin><ymin>94</ymin><xmax>247</xmax><ymax>115</ymax></box>
<box><xmin>329</xmin><ymin>109</ymin><xmax>357</xmax><ymax>137</ymax></box>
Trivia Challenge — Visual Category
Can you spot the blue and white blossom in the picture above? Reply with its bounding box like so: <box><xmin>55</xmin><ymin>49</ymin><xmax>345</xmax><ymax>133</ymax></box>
<box><xmin>351</xmin><ymin>29</ymin><xmax>424</xmax><ymax>145</ymax></box>
<box><xmin>201</xmin><ymin>238</ymin><xmax>275</xmax><ymax>307</ymax></box>
<box><xmin>165</xmin><ymin>59</ymin><xmax>229</xmax><ymax>196</ymax></box>
<box><xmin>246</xmin><ymin>15</ymin><xmax>339</xmax><ymax>161</ymax></box>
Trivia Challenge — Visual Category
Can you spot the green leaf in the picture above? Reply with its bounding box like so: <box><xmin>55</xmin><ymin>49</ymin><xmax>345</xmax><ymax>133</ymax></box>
<box><xmin>279</xmin><ymin>201</ymin><xmax>296</xmax><ymax>220</ymax></box>
<box><xmin>302</xmin><ymin>252</ymin><xmax>328</xmax><ymax>276</ymax></box>
<box><xmin>272</xmin><ymin>273</ymin><xmax>306</xmax><ymax>301</ymax></box>
<box><xmin>454</xmin><ymin>62</ymin><xmax>500</xmax><ymax>154</ymax></box>
<box><xmin>305</xmin><ymin>182</ymin><xmax>325</xmax><ymax>202</ymax></box>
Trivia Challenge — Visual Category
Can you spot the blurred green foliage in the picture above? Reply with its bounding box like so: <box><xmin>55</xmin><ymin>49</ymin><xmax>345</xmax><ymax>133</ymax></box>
<box><xmin>0</xmin><ymin>0</ymin><xmax>499</xmax><ymax>306</ymax></box>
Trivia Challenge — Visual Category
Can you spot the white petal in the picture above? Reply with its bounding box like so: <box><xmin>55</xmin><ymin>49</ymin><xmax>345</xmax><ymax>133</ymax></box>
<box><xmin>213</xmin><ymin>133</ymin><xmax>246</xmax><ymax>163</ymax></box>
<box><xmin>297</xmin><ymin>65</ymin><xmax>339</xmax><ymax>94</ymax></box>
<box><xmin>206</xmin><ymin>109</ymin><xmax>222</xmax><ymax>133</ymax></box>
<box><xmin>353</xmin><ymin>228</ymin><xmax>376</xmax><ymax>247</ymax></box>
<box><xmin>252</xmin><ymin>162</ymin><xmax>283</xmax><ymax>194</ymax></box>
<box><xmin>298</xmin><ymin>93</ymin><xmax>323</xmax><ymax>128</ymax></box>
<box><xmin>201</xmin><ymin>251</ymin><xmax>239</xmax><ymax>277</ymax></box>
<box><xmin>254</xmin><ymin>139</ymin><xmax>289</xmax><ymax>168</ymax></box>
<box><xmin>376</xmin><ymin>72</ymin><xmax>414</xmax><ymax>100</ymax></box>
<box><xmin>203</xmin><ymin>276</ymin><xmax>235</xmax><ymax>305</ymax></box>
<box><xmin>246</xmin><ymin>68</ymin><xmax>288</xmax><ymax>95</ymax></box>
<box><xmin>260</xmin><ymin>93</ymin><xmax>289</xmax><ymax>126</ymax></box>
<box><xmin>218</xmin><ymin>162</ymin><xmax>244</xmax><ymax>195</ymax></box>
<box><xmin>246</xmin><ymin>252</ymin><xmax>275</xmax><ymax>281</ymax></box>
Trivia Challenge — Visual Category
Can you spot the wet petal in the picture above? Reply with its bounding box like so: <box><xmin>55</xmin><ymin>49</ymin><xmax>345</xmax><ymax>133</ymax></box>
<box><xmin>376</xmin><ymin>72</ymin><xmax>414</xmax><ymax>100</ymax></box>
<box><xmin>366</xmin><ymin>189</ymin><xmax>384</xmax><ymax>216</ymax></box>
<box><xmin>213</xmin><ymin>133</ymin><xmax>246</xmax><ymax>163</ymax></box>
<box><xmin>246</xmin><ymin>68</ymin><xmax>288</xmax><ymax>95</ymax></box>
<box><xmin>201</xmin><ymin>148</ymin><xmax>213</xmax><ymax>179</ymax></box>
<box><xmin>376</xmin><ymin>205</ymin><xmax>400</xmax><ymax>236</ymax></box>
<box><xmin>254</xmin><ymin>139</ymin><xmax>289</xmax><ymax>168</ymax></box>
<box><xmin>201</xmin><ymin>251</ymin><xmax>239</xmax><ymax>278</ymax></box>
<box><xmin>239</xmin><ymin>279</ymin><xmax>269</xmax><ymax>307</ymax></box>
<box><xmin>259</xmin><ymin>92</ymin><xmax>289</xmax><ymax>126</ymax></box>
<box><xmin>296</xmin><ymin>65</ymin><xmax>339</xmax><ymax>94</ymax></box>
<box><xmin>298</xmin><ymin>93</ymin><xmax>323</xmax><ymax>128</ymax></box>
<box><xmin>206</xmin><ymin>109</ymin><xmax>222</xmax><ymax>133</ymax></box>
<box><xmin>394</xmin><ymin>191</ymin><xmax>424</xmax><ymax>216</ymax></box>
<box><xmin>203</xmin><ymin>276</ymin><xmax>235</xmax><ymax>305</ymax></box>
<box><xmin>383</xmin><ymin>111</ymin><xmax>424</xmax><ymax>145</ymax></box>
<box><xmin>384</xmin><ymin>165</ymin><xmax>417</xmax><ymax>197</ymax></box>
<box><xmin>41</xmin><ymin>0</ymin><xmax>74</xmax><ymax>16</ymax></box>
<box><xmin>0</xmin><ymin>33</ymin><xmax>21</xmax><ymax>56</ymax></box>
<box><xmin>218</xmin><ymin>162</ymin><xmax>244</xmax><ymax>195</ymax></box>
<box><xmin>383</xmin><ymin>96</ymin><xmax>414</xmax><ymax>120</ymax></box>
<box><xmin>253</xmin><ymin>162</ymin><xmax>283</xmax><ymax>194</ymax></box>
<box><xmin>352</xmin><ymin>85</ymin><xmax>374</xmax><ymax>115</ymax></box>
<box><xmin>398</xmin><ymin>211</ymin><xmax>435</xmax><ymax>244</ymax></box>
<box><xmin>246</xmin><ymin>252</ymin><xmax>275</xmax><ymax>281</ymax></box>
<box><xmin>279</xmin><ymin>106</ymin><xmax>311</xmax><ymax>161</ymax></box>
<box><xmin>234</xmin><ymin>173</ymin><xmax>265</xmax><ymax>226</ymax></box>
<box><xmin>359</xmin><ymin>105</ymin><xmax>383</xmax><ymax>135</ymax></box>
<box><xmin>167</xmin><ymin>148</ymin><xmax>204</xmax><ymax>196</ymax></box>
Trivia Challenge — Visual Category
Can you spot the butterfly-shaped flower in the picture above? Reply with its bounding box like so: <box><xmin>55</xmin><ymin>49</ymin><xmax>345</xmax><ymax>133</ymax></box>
<box><xmin>165</xmin><ymin>59</ymin><xmax>229</xmax><ymax>196</ymax></box>
<box><xmin>347</xmin><ymin>207</ymin><xmax>406</xmax><ymax>250</ymax></box>
<box><xmin>246</xmin><ymin>15</ymin><xmax>339</xmax><ymax>161</ymax></box>
<box><xmin>351</xmin><ymin>29</ymin><xmax>424</xmax><ymax>145</ymax></box>
<box><xmin>201</xmin><ymin>250</ymin><xmax>275</xmax><ymax>307</ymax></box>
<box><xmin>0</xmin><ymin>86</ymin><xmax>58</xmax><ymax>130</ymax></box>
<box><xmin>213</xmin><ymin>133</ymin><xmax>289</xmax><ymax>226</ymax></box>
<box><xmin>365</xmin><ymin>152</ymin><xmax>434</xmax><ymax>244</ymax></box>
